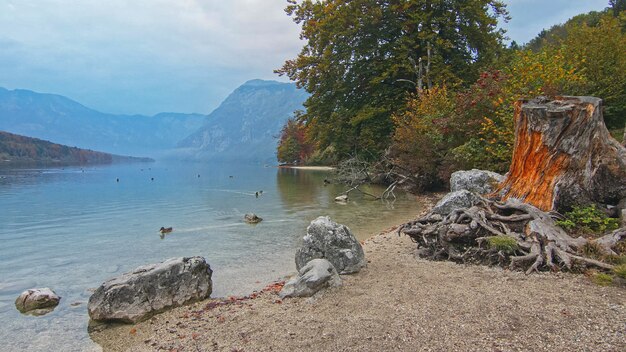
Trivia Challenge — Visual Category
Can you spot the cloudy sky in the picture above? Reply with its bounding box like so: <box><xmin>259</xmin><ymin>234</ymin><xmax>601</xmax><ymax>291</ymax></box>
<box><xmin>0</xmin><ymin>0</ymin><xmax>613</xmax><ymax>115</ymax></box>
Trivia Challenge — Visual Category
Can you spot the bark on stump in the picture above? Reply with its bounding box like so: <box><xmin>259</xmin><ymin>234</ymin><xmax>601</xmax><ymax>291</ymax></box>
<box><xmin>497</xmin><ymin>96</ymin><xmax>626</xmax><ymax>212</ymax></box>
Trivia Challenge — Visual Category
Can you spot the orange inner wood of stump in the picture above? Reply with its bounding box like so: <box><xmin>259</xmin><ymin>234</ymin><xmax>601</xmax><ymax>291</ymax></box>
<box><xmin>498</xmin><ymin>102</ymin><xmax>569</xmax><ymax>211</ymax></box>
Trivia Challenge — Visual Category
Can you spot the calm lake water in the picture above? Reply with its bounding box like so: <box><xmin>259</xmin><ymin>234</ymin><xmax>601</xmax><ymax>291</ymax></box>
<box><xmin>0</xmin><ymin>162</ymin><xmax>423</xmax><ymax>351</ymax></box>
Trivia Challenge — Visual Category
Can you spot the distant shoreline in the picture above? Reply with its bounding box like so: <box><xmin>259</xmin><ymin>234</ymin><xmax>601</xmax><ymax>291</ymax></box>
<box><xmin>278</xmin><ymin>165</ymin><xmax>335</xmax><ymax>171</ymax></box>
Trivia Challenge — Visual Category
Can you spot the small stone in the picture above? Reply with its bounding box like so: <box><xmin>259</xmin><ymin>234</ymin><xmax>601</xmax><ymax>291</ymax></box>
<box><xmin>244</xmin><ymin>213</ymin><xmax>263</xmax><ymax>224</ymax></box>
<box><xmin>334</xmin><ymin>195</ymin><xmax>348</xmax><ymax>202</ymax></box>
<box><xmin>15</xmin><ymin>288</ymin><xmax>61</xmax><ymax>315</ymax></box>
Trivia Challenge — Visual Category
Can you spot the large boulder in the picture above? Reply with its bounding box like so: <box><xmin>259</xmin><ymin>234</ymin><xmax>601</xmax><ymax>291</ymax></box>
<box><xmin>295</xmin><ymin>216</ymin><xmax>365</xmax><ymax>274</ymax></box>
<box><xmin>432</xmin><ymin>190</ymin><xmax>484</xmax><ymax>215</ymax></box>
<box><xmin>450</xmin><ymin>169</ymin><xmax>504</xmax><ymax>194</ymax></box>
<box><xmin>15</xmin><ymin>288</ymin><xmax>61</xmax><ymax>315</ymax></box>
<box><xmin>279</xmin><ymin>259</ymin><xmax>342</xmax><ymax>298</ymax></box>
<box><xmin>88</xmin><ymin>257</ymin><xmax>212</xmax><ymax>323</ymax></box>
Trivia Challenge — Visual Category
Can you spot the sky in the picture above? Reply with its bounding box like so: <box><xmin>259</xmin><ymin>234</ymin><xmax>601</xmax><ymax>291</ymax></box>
<box><xmin>0</xmin><ymin>0</ymin><xmax>614</xmax><ymax>116</ymax></box>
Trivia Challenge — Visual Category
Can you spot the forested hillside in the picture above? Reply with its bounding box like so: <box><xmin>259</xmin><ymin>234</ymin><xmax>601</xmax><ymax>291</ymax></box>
<box><xmin>0</xmin><ymin>131</ymin><xmax>153</xmax><ymax>166</ymax></box>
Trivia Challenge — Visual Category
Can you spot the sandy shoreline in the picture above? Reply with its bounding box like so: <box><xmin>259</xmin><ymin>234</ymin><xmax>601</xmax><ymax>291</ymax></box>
<box><xmin>278</xmin><ymin>165</ymin><xmax>336</xmax><ymax>171</ymax></box>
<box><xmin>90</xmin><ymin>196</ymin><xmax>626</xmax><ymax>352</ymax></box>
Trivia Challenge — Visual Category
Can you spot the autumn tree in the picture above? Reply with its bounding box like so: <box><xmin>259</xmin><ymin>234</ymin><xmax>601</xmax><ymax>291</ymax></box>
<box><xmin>277</xmin><ymin>0</ymin><xmax>509</xmax><ymax>161</ymax></box>
<box><xmin>277</xmin><ymin>118</ymin><xmax>313</xmax><ymax>164</ymax></box>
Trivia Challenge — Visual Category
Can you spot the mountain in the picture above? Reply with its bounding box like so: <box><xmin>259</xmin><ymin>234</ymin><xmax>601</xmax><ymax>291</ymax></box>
<box><xmin>177</xmin><ymin>79</ymin><xmax>308</xmax><ymax>162</ymax></box>
<box><xmin>0</xmin><ymin>131</ymin><xmax>153</xmax><ymax>166</ymax></box>
<box><xmin>0</xmin><ymin>87</ymin><xmax>205</xmax><ymax>157</ymax></box>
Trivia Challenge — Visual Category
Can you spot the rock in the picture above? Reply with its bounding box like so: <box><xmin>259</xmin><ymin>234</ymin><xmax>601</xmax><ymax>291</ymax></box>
<box><xmin>279</xmin><ymin>259</ymin><xmax>342</xmax><ymax>298</ymax></box>
<box><xmin>450</xmin><ymin>169</ymin><xmax>504</xmax><ymax>194</ymax></box>
<box><xmin>88</xmin><ymin>257</ymin><xmax>212</xmax><ymax>323</ymax></box>
<box><xmin>295</xmin><ymin>216</ymin><xmax>366</xmax><ymax>274</ymax></box>
<box><xmin>432</xmin><ymin>190</ymin><xmax>484</xmax><ymax>215</ymax></box>
<box><xmin>334</xmin><ymin>195</ymin><xmax>348</xmax><ymax>202</ymax></box>
<box><xmin>15</xmin><ymin>288</ymin><xmax>61</xmax><ymax>314</ymax></box>
<box><xmin>244</xmin><ymin>213</ymin><xmax>263</xmax><ymax>224</ymax></box>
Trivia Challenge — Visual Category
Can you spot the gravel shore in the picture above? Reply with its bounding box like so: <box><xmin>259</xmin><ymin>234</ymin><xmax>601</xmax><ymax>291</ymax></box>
<box><xmin>91</xmin><ymin>206</ymin><xmax>625</xmax><ymax>351</ymax></box>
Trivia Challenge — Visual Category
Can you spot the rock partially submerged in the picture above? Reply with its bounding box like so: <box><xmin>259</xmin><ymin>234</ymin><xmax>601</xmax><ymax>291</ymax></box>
<box><xmin>334</xmin><ymin>195</ymin><xmax>348</xmax><ymax>202</ymax></box>
<box><xmin>15</xmin><ymin>288</ymin><xmax>61</xmax><ymax>315</ymax></box>
<box><xmin>296</xmin><ymin>216</ymin><xmax>366</xmax><ymax>274</ymax></box>
<box><xmin>280</xmin><ymin>259</ymin><xmax>342</xmax><ymax>298</ymax></box>
<box><xmin>432</xmin><ymin>190</ymin><xmax>484</xmax><ymax>215</ymax></box>
<box><xmin>88</xmin><ymin>257</ymin><xmax>212</xmax><ymax>323</ymax></box>
<box><xmin>244</xmin><ymin>213</ymin><xmax>263</xmax><ymax>224</ymax></box>
<box><xmin>450</xmin><ymin>169</ymin><xmax>503</xmax><ymax>194</ymax></box>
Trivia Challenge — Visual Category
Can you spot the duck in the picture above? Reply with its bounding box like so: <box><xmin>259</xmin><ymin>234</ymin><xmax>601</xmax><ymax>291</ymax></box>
<box><xmin>159</xmin><ymin>227</ymin><xmax>173</xmax><ymax>234</ymax></box>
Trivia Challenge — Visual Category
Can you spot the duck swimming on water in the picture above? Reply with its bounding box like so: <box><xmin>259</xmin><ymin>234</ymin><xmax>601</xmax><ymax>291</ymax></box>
<box><xmin>159</xmin><ymin>227</ymin><xmax>173</xmax><ymax>234</ymax></box>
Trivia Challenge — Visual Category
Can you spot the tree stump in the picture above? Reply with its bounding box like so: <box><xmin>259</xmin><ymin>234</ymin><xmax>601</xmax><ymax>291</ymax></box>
<box><xmin>497</xmin><ymin>96</ymin><xmax>626</xmax><ymax>212</ymax></box>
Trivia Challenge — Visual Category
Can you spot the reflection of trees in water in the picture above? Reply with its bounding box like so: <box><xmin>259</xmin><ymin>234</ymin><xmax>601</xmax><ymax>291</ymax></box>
<box><xmin>276</xmin><ymin>168</ymin><xmax>421</xmax><ymax>239</ymax></box>
<box><xmin>276</xmin><ymin>168</ymin><xmax>331</xmax><ymax>209</ymax></box>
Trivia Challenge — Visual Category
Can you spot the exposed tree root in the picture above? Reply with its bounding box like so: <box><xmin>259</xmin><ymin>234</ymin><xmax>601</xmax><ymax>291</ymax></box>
<box><xmin>398</xmin><ymin>197</ymin><xmax>624</xmax><ymax>273</ymax></box>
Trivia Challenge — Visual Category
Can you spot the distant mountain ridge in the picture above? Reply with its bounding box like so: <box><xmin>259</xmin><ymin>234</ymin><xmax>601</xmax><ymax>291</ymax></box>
<box><xmin>177</xmin><ymin>79</ymin><xmax>308</xmax><ymax>162</ymax></box>
<box><xmin>0</xmin><ymin>87</ymin><xmax>205</xmax><ymax>156</ymax></box>
<box><xmin>0</xmin><ymin>80</ymin><xmax>308</xmax><ymax>163</ymax></box>
<box><xmin>0</xmin><ymin>130</ymin><xmax>153</xmax><ymax>166</ymax></box>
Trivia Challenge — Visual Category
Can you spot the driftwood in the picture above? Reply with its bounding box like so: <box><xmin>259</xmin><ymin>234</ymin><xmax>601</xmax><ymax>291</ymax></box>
<box><xmin>398</xmin><ymin>196</ymin><xmax>624</xmax><ymax>273</ymax></box>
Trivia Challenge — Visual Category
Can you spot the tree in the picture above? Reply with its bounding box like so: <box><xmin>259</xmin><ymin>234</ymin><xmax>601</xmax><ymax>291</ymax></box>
<box><xmin>277</xmin><ymin>118</ymin><xmax>313</xmax><ymax>164</ymax></box>
<box><xmin>277</xmin><ymin>0</ymin><xmax>509</xmax><ymax>160</ymax></box>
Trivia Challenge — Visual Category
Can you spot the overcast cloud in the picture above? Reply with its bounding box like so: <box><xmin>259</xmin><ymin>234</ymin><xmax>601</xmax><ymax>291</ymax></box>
<box><xmin>0</xmin><ymin>0</ymin><xmax>613</xmax><ymax>115</ymax></box>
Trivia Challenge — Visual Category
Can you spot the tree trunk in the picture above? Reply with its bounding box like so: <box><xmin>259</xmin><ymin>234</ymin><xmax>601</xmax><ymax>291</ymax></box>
<box><xmin>497</xmin><ymin>96</ymin><xmax>626</xmax><ymax>212</ymax></box>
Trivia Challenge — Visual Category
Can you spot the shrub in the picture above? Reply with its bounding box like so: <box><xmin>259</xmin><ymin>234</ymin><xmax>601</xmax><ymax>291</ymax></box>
<box><xmin>591</xmin><ymin>273</ymin><xmax>614</xmax><ymax>286</ymax></box>
<box><xmin>556</xmin><ymin>205</ymin><xmax>619</xmax><ymax>236</ymax></box>
<box><xmin>486</xmin><ymin>236</ymin><xmax>519</xmax><ymax>253</ymax></box>
<box><xmin>613</xmin><ymin>264</ymin><xmax>626</xmax><ymax>279</ymax></box>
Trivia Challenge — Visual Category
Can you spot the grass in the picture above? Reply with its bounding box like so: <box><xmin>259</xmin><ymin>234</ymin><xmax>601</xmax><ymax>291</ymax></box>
<box><xmin>486</xmin><ymin>236</ymin><xmax>518</xmax><ymax>253</ymax></box>
<box><xmin>591</xmin><ymin>273</ymin><xmax>614</xmax><ymax>286</ymax></box>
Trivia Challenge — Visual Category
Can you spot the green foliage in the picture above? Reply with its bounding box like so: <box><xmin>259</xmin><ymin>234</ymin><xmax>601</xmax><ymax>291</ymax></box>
<box><xmin>591</xmin><ymin>272</ymin><xmax>614</xmax><ymax>286</ymax></box>
<box><xmin>524</xmin><ymin>9</ymin><xmax>626</xmax><ymax>130</ymax></box>
<box><xmin>277</xmin><ymin>0</ymin><xmax>509</xmax><ymax>160</ymax></box>
<box><xmin>613</xmin><ymin>264</ymin><xmax>626</xmax><ymax>279</ymax></box>
<box><xmin>556</xmin><ymin>205</ymin><xmax>620</xmax><ymax>236</ymax></box>
<box><xmin>605</xmin><ymin>255</ymin><xmax>626</xmax><ymax>265</ymax></box>
<box><xmin>389</xmin><ymin>86</ymin><xmax>458</xmax><ymax>190</ymax></box>
<box><xmin>486</xmin><ymin>236</ymin><xmax>519</xmax><ymax>253</ymax></box>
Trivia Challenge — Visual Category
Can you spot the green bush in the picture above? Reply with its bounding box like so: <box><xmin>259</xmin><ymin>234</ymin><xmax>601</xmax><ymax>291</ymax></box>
<box><xmin>591</xmin><ymin>273</ymin><xmax>614</xmax><ymax>286</ymax></box>
<box><xmin>486</xmin><ymin>236</ymin><xmax>519</xmax><ymax>253</ymax></box>
<box><xmin>556</xmin><ymin>205</ymin><xmax>619</xmax><ymax>236</ymax></box>
<box><xmin>613</xmin><ymin>264</ymin><xmax>626</xmax><ymax>279</ymax></box>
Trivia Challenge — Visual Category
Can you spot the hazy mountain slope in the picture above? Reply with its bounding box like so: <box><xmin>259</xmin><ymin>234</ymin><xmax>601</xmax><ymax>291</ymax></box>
<box><xmin>177</xmin><ymin>79</ymin><xmax>308</xmax><ymax>162</ymax></box>
<box><xmin>0</xmin><ymin>87</ymin><xmax>205</xmax><ymax>156</ymax></box>
<box><xmin>0</xmin><ymin>131</ymin><xmax>153</xmax><ymax>165</ymax></box>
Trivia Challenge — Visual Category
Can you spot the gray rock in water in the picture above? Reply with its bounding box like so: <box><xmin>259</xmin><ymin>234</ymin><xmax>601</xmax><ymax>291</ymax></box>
<box><xmin>450</xmin><ymin>169</ymin><xmax>504</xmax><ymax>195</ymax></box>
<box><xmin>334</xmin><ymin>195</ymin><xmax>348</xmax><ymax>202</ymax></box>
<box><xmin>432</xmin><ymin>190</ymin><xmax>484</xmax><ymax>215</ymax></box>
<box><xmin>15</xmin><ymin>288</ymin><xmax>61</xmax><ymax>315</ymax></box>
<box><xmin>88</xmin><ymin>256</ymin><xmax>212</xmax><ymax>323</ymax></box>
<box><xmin>279</xmin><ymin>259</ymin><xmax>342</xmax><ymax>298</ymax></box>
<box><xmin>295</xmin><ymin>216</ymin><xmax>365</xmax><ymax>274</ymax></box>
<box><xmin>244</xmin><ymin>213</ymin><xmax>263</xmax><ymax>224</ymax></box>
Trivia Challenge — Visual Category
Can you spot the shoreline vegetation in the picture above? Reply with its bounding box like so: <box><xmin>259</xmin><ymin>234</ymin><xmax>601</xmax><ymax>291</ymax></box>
<box><xmin>90</xmin><ymin>193</ymin><xmax>626</xmax><ymax>352</ymax></box>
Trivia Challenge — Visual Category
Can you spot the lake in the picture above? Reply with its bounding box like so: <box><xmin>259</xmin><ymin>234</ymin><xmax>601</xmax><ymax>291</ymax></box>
<box><xmin>0</xmin><ymin>162</ymin><xmax>423</xmax><ymax>351</ymax></box>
